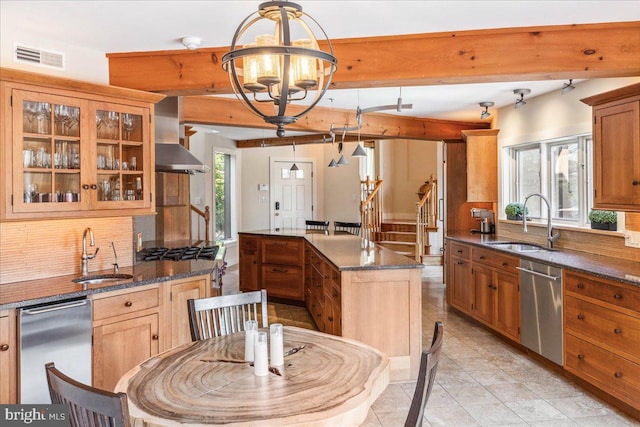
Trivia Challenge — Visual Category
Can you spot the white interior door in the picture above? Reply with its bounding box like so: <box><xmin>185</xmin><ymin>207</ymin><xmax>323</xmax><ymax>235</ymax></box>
<box><xmin>271</xmin><ymin>161</ymin><xmax>313</xmax><ymax>229</ymax></box>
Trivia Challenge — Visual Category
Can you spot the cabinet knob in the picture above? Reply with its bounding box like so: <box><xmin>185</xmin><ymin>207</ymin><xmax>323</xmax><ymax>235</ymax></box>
<box><xmin>479</xmin><ymin>256</ymin><xmax>485</xmax><ymax>260</ymax></box>
<box><xmin>457</xmin><ymin>249</ymin><xmax>463</xmax><ymax>254</ymax></box>
<box><xmin>613</xmin><ymin>293</ymin><xmax>622</xmax><ymax>300</ymax></box>
<box><xmin>152</xmin><ymin>334</ymin><xmax>159</xmax><ymax>340</ymax></box>
<box><xmin>493</xmin><ymin>285</ymin><xmax>497</xmax><ymax>290</ymax></box>
<box><xmin>633</xmin><ymin>180</ymin><xmax>640</xmax><ymax>186</ymax></box>
<box><xmin>576</xmin><ymin>283</ymin><xmax>584</xmax><ymax>289</ymax></box>
<box><xmin>614</xmin><ymin>328</ymin><xmax>622</xmax><ymax>334</ymax></box>
<box><xmin>577</xmin><ymin>314</ymin><xmax>584</xmax><ymax>320</ymax></box>
<box><xmin>456</xmin><ymin>261</ymin><xmax>463</xmax><ymax>265</ymax></box>
<box><xmin>90</xmin><ymin>184</ymin><xmax>97</xmax><ymax>190</ymax></box>
<box><xmin>577</xmin><ymin>354</ymin><xmax>584</xmax><ymax>360</ymax></box>
<box><xmin>487</xmin><ymin>284</ymin><xmax>493</xmax><ymax>289</ymax></box>
<box><xmin>502</xmin><ymin>262</ymin><xmax>508</xmax><ymax>267</ymax></box>
<box><xmin>328</xmin><ymin>316</ymin><xmax>333</xmax><ymax>322</ymax></box>
<box><xmin>0</xmin><ymin>344</ymin><xmax>8</xmax><ymax>351</ymax></box>
<box><xmin>124</xmin><ymin>301</ymin><xmax>133</xmax><ymax>307</ymax></box>
<box><xmin>82</xmin><ymin>184</ymin><xmax>90</xmax><ymax>190</ymax></box>
<box><xmin>614</xmin><ymin>372</ymin><xmax>622</xmax><ymax>378</ymax></box>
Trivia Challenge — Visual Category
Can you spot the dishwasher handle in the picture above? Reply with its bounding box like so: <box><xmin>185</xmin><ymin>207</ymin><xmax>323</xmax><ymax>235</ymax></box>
<box><xmin>516</xmin><ymin>266</ymin><xmax>560</xmax><ymax>281</ymax></box>
<box><xmin>21</xmin><ymin>299</ymin><xmax>89</xmax><ymax>315</ymax></box>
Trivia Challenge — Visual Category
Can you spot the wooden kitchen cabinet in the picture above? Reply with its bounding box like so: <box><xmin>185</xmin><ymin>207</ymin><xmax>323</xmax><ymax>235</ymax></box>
<box><xmin>239</xmin><ymin>234</ymin><xmax>261</xmax><ymax>292</ymax></box>
<box><xmin>163</xmin><ymin>275</ymin><xmax>210</xmax><ymax>351</ymax></box>
<box><xmin>91</xmin><ymin>285</ymin><xmax>160</xmax><ymax>391</ymax></box>
<box><xmin>260</xmin><ymin>236</ymin><xmax>304</xmax><ymax>300</ymax></box>
<box><xmin>0</xmin><ymin>310</ymin><xmax>17</xmax><ymax>404</ymax></box>
<box><xmin>0</xmin><ymin>68</ymin><xmax>164</xmax><ymax>220</ymax></box>
<box><xmin>462</xmin><ymin>129</ymin><xmax>499</xmax><ymax>202</ymax></box>
<box><xmin>447</xmin><ymin>242</ymin><xmax>473</xmax><ymax>313</ymax></box>
<box><xmin>581</xmin><ymin>83</ymin><xmax>640</xmax><ymax>211</ymax></box>
<box><xmin>305</xmin><ymin>242</ymin><xmax>342</xmax><ymax>336</ymax></box>
<box><xmin>471</xmin><ymin>250</ymin><xmax>520</xmax><ymax>342</ymax></box>
<box><xmin>564</xmin><ymin>270</ymin><xmax>640</xmax><ymax>411</ymax></box>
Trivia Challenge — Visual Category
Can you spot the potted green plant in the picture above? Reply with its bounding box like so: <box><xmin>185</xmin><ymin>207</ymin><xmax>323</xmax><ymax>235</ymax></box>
<box><xmin>588</xmin><ymin>210</ymin><xmax>617</xmax><ymax>231</ymax></box>
<box><xmin>505</xmin><ymin>203</ymin><xmax>528</xmax><ymax>220</ymax></box>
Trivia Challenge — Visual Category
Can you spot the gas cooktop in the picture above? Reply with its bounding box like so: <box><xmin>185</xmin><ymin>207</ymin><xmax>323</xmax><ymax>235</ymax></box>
<box><xmin>139</xmin><ymin>245</ymin><xmax>219</xmax><ymax>262</ymax></box>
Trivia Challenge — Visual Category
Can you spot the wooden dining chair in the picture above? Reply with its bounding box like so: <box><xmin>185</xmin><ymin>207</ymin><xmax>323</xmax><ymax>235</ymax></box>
<box><xmin>305</xmin><ymin>220</ymin><xmax>329</xmax><ymax>233</ymax></box>
<box><xmin>188</xmin><ymin>289</ymin><xmax>268</xmax><ymax>341</ymax></box>
<box><xmin>334</xmin><ymin>221</ymin><xmax>361</xmax><ymax>235</ymax></box>
<box><xmin>404</xmin><ymin>321</ymin><xmax>444</xmax><ymax>427</ymax></box>
<box><xmin>45</xmin><ymin>362</ymin><xmax>131</xmax><ymax>427</ymax></box>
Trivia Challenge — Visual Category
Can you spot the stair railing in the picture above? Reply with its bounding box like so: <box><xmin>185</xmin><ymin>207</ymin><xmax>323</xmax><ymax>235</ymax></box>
<box><xmin>360</xmin><ymin>176</ymin><xmax>383</xmax><ymax>242</ymax></box>
<box><xmin>190</xmin><ymin>205</ymin><xmax>211</xmax><ymax>244</ymax></box>
<box><xmin>415</xmin><ymin>177</ymin><xmax>438</xmax><ymax>262</ymax></box>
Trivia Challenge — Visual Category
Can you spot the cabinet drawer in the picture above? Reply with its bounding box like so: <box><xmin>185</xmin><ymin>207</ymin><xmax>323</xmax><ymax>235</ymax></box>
<box><xmin>93</xmin><ymin>288</ymin><xmax>159</xmax><ymax>321</ymax></box>
<box><xmin>450</xmin><ymin>242</ymin><xmax>470</xmax><ymax>260</ymax></box>
<box><xmin>566</xmin><ymin>333</ymin><xmax>640</xmax><ymax>408</ymax></box>
<box><xmin>261</xmin><ymin>238</ymin><xmax>302</xmax><ymax>266</ymax></box>
<box><xmin>239</xmin><ymin>236</ymin><xmax>259</xmax><ymax>252</ymax></box>
<box><xmin>472</xmin><ymin>247</ymin><xmax>519</xmax><ymax>274</ymax></box>
<box><xmin>565</xmin><ymin>295</ymin><xmax>640</xmax><ymax>361</ymax></box>
<box><xmin>565</xmin><ymin>271</ymin><xmax>640</xmax><ymax>312</ymax></box>
<box><xmin>261</xmin><ymin>265</ymin><xmax>303</xmax><ymax>300</ymax></box>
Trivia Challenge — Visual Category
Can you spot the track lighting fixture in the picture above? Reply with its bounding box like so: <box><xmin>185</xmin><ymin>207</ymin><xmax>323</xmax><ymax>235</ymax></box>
<box><xmin>479</xmin><ymin>101</ymin><xmax>494</xmax><ymax>119</ymax></box>
<box><xmin>514</xmin><ymin>88</ymin><xmax>531</xmax><ymax>109</ymax></box>
<box><xmin>561</xmin><ymin>79</ymin><xmax>576</xmax><ymax>94</ymax></box>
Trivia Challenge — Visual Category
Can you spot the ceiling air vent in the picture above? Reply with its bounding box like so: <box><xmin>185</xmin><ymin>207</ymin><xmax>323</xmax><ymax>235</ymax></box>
<box><xmin>15</xmin><ymin>45</ymin><xmax>64</xmax><ymax>69</ymax></box>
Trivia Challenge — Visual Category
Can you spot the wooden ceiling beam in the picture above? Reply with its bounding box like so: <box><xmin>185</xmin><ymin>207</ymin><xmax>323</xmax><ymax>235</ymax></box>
<box><xmin>108</xmin><ymin>22</ymin><xmax>640</xmax><ymax>95</ymax></box>
<box><xmin>182</xmin><ymin>96</ymin><xmax>489</xmax><ymax>141</ymax></box>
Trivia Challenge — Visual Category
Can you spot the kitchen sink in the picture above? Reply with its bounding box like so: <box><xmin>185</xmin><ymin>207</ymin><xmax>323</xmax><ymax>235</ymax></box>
<box><xmin>72</xmin><ymin>273</ymin><xmax>133</xmax><ymax>285</ymax></box>
<box><xmin>485</xmin><ymin>242</ymin><xmax>552</xmax><ymax>252</ymax></box>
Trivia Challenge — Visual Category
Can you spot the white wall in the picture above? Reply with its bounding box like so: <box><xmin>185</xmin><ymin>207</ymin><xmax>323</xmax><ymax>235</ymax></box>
<box><xmin>1</xmin><ymin>20</ymin><xmax>109</xmax><ymax>83</ymax></box>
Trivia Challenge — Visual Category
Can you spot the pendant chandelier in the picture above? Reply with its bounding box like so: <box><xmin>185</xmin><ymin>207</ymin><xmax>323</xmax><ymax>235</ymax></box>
<box><xmin>222</xmin><ymin>1</ymin><xmax>338</xmax><ymax>138</ymax></box>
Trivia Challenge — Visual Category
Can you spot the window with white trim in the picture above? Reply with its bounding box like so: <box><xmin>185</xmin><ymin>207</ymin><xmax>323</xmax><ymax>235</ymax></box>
<box><xmin>506</xmin><ymin>134</ymin><xmax>592</xmax><ymax>225</ymax></box>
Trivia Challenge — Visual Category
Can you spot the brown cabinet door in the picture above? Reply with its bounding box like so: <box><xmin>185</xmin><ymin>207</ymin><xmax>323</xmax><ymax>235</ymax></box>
<box><xmin>93</xmin><ymin>313</ymin><xmax>159</xmax><ymax>391</ymax></box>
<box><xmin>239</xmin><ymin>235</ymin><xmax>260</xmax><ymax>291</ymax></box>
<box><xmin>0</xmin><ymin>312</ymin><xmax>17</xmax><ymax>404</ymax></box>
<box><xmin>593</xmin><ymin>101</ymin><xmax>640</xmax><ymax>209</ymax></box>
<box><xmin>472</xmin><ymin>265</ymin><xmax>494</xmax><ymax>324</ymax></box>
<box><xmin>494</xmin><ymin>272</ymin><xmax>520</xmax><ymax>342</ymax></box>
<box><xmin>261</xmin><ymin>265</ymin><xmax>303</xmax><ymax>300</ymax></box>
<box><xmin>168</xmin><ymin>278</ymin><xmax>207</xmax><ymax>349</ymax></box>
<box><xmin>450</xmin><ymin>257</ymin><xmax>473</xmax><ymax>313</ymax></box>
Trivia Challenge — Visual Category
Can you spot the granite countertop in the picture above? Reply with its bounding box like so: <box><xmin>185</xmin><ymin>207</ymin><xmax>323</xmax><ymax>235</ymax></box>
<box><xmin>240</xmin><ymin>229</ymin><xmax>424</xmax><ymax>271</ymax></box>
<box><xmin>446</xmin><ymin>231</ymin><xmax>640</xmax><ymax>287</ymax></box>
<box><xmin>0</xmin><ymin>244</ymin><xmax>226</xmax><ymax>311</ymax></box>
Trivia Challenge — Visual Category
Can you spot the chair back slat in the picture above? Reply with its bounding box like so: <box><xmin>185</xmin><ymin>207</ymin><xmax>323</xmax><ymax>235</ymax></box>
<box><xmin>46</xmin><ymin>362</ymin><xmax>131</xmax><ymax>427</ymax></box>
<box><xmin>188</xmin><ymin>289</ymin><xmax>268</xmax><ymax>341</ymax></box>
<box><xmin>334</xmin><ymin>221</ymin><xmax>362</xmax><ymax>235</ymax></box>
<box><xmin>305</xmin><ymin>220</ymin><xmax>329</xmax><ymax>232</ymax></box>
<box><xmin>404</xmin><ymin>321</ymin><xmax>444</xmax><ymax>427</ymax></box>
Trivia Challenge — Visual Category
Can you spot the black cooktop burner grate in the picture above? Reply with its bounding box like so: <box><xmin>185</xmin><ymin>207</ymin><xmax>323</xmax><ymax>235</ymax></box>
<box><xmin>140</xmin><ymin>245</ymin><xmax>219</xmax><ymax>261</ymax></box>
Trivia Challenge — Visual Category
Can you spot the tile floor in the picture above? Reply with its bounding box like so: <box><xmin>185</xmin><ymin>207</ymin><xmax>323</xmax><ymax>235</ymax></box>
<box><xmin>220</xmin><ymin>265</ymin><xmax>639</xmax><ymax>426</ymax></box>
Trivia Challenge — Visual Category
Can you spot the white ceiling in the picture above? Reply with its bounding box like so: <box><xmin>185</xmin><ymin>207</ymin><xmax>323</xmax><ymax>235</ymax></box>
<box><xmin>2</xmin><ymin>1</ymin><xmax>639</xmax><ymax>140</ymax></box>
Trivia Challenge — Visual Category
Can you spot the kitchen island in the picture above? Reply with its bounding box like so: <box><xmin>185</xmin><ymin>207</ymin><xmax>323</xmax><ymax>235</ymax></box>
<box><xmin>239</xmin><ymin>230</ymin><xmax>424</xmax><ymax>381</ymax></box>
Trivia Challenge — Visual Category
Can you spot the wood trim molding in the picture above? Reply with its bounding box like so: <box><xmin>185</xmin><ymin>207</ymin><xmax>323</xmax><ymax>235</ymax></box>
<box><xmin>107</xmin><ymin>22</ymin><xmax>640</xmax><ymax>95</ymax></box>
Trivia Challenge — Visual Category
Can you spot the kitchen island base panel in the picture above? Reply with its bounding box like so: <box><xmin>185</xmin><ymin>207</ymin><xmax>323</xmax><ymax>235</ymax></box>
<box><xmin>342</xmin><ymin>268</ymin><xmax>422</xmax><ymax>382</ymax></box>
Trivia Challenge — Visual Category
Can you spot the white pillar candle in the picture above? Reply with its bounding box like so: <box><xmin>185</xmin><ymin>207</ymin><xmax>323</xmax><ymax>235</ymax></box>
<box><xmin>244</xmin><ymin>320</ymin><xmax>258</xmax><ymax>362</ymax></box>
<box><xmin>254</xmin><ymin>332</ymin><xmax>269</xmax><ymax>377</ymax></box>
<box><xmin>270</xmin><ymin>323</ymin><xmax>284</xmax><ymax>367</ymax></box>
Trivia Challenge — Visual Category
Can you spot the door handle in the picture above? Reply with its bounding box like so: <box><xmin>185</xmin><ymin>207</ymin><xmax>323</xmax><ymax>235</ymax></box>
<box><xmin>516</xmin><ymin>267</ymin><xmax>560</xmax><ymax>281</ymax></box>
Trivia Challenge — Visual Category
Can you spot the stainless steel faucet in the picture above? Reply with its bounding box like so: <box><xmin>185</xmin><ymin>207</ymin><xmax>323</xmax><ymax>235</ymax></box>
<box><xmin>111</xmin><ymin>241</ymin><xmax>119</xmax><ymax>273</ymax></box>
<box><xmin>522</xmin><ymin>193</ymin><xmax>560</xmax><ymax>249</ymax></box>
<box><xmin>81</xmin><ymin>227</ymin><xmax>99</xmax><ymax>275</ymax></box>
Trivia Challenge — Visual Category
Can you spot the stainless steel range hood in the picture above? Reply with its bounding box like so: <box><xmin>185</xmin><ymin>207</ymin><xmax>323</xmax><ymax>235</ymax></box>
<box><xmin>155</xmin><ymin>97</ymin><xmax>209</xmax><ymax>174</ymax></box>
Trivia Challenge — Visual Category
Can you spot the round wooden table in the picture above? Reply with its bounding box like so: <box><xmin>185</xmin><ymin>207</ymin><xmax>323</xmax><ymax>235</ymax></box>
<box><xmin>115</xmin><ymin>326</ymin><xmax>390</xmax><ymax>426</ymax></box>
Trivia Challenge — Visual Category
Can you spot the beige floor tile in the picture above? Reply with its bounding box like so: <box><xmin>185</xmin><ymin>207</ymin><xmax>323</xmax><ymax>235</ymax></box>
<box><xmin>424</xmin><ymin>401</ymin><xmax>480</xmax><ymax>427</ymax></box>
<box><xmin>527</xmin><ymin>419</ymin><xmax>579</xmax><ymax>427</ymax></box>
<box><xmin>571</xmin><ymin>413</ymin><xmax>640</xmax><ymax>426</ymax></box>
<box><xmin>466</xmin><ymin>369</ymin><xmax>518</xmax><ymax>386</ymax></box>
<box><xmin>547</xmin><ymin>394</ymin><xmax>616</xmax><ymax>418</ymax></box>
<box><xmin>446</xmin><ymin>384</ymin><xmax>501</xmax><ymax>406</ymax></box>
<box><xmin>505</xmin><ymin>399</ymin><xmax>567</xmax><ymax>422</ymax></box>
<box><xmin>462</xmin><ymin>402</ymin><xmax>525</xmax><ymax>425</ymax></box>
<box><xmin>485</xmin><ymin>383</ymin><xmax>540</xmax><ymax>403</ymax></box>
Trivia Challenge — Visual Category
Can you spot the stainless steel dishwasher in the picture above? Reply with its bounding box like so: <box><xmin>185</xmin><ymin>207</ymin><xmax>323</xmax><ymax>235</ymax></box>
<box><xmin>517</xmin><ymin>260</ymin><xmax>564</xmax><ymax>366</ymax></box>
<box><xmin>19</xmin><ymin>297</ymin><xmax>92</xmax><ymax>403</ymax></box>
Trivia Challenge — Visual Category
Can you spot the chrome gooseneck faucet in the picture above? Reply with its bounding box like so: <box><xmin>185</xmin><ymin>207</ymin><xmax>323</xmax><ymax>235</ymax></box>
<box><xmin>522</xmin><ymin>193</ymin><xmax>560</xmax><ymax>249</ymax></box>
<box><xmin>81</xmin><ymin>227</ymin><xmax>99</xmax><ymax>275</ymax></box>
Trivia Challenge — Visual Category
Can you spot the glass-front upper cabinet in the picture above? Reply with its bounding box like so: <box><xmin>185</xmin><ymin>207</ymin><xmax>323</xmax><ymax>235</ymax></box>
<box><xmin>12</xmin><ymin>90</ymin><xmax>84</xmax><ymax>213</ymax></box>
<box><xmin>7</xmin><ymin>87</ymin><xmax>153</xmax><ymax>218</ymax></box>
<box><xmin>91</xmin><ymin>102</ymin><xmax>151</xmax><ymax>210</ymax></box>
